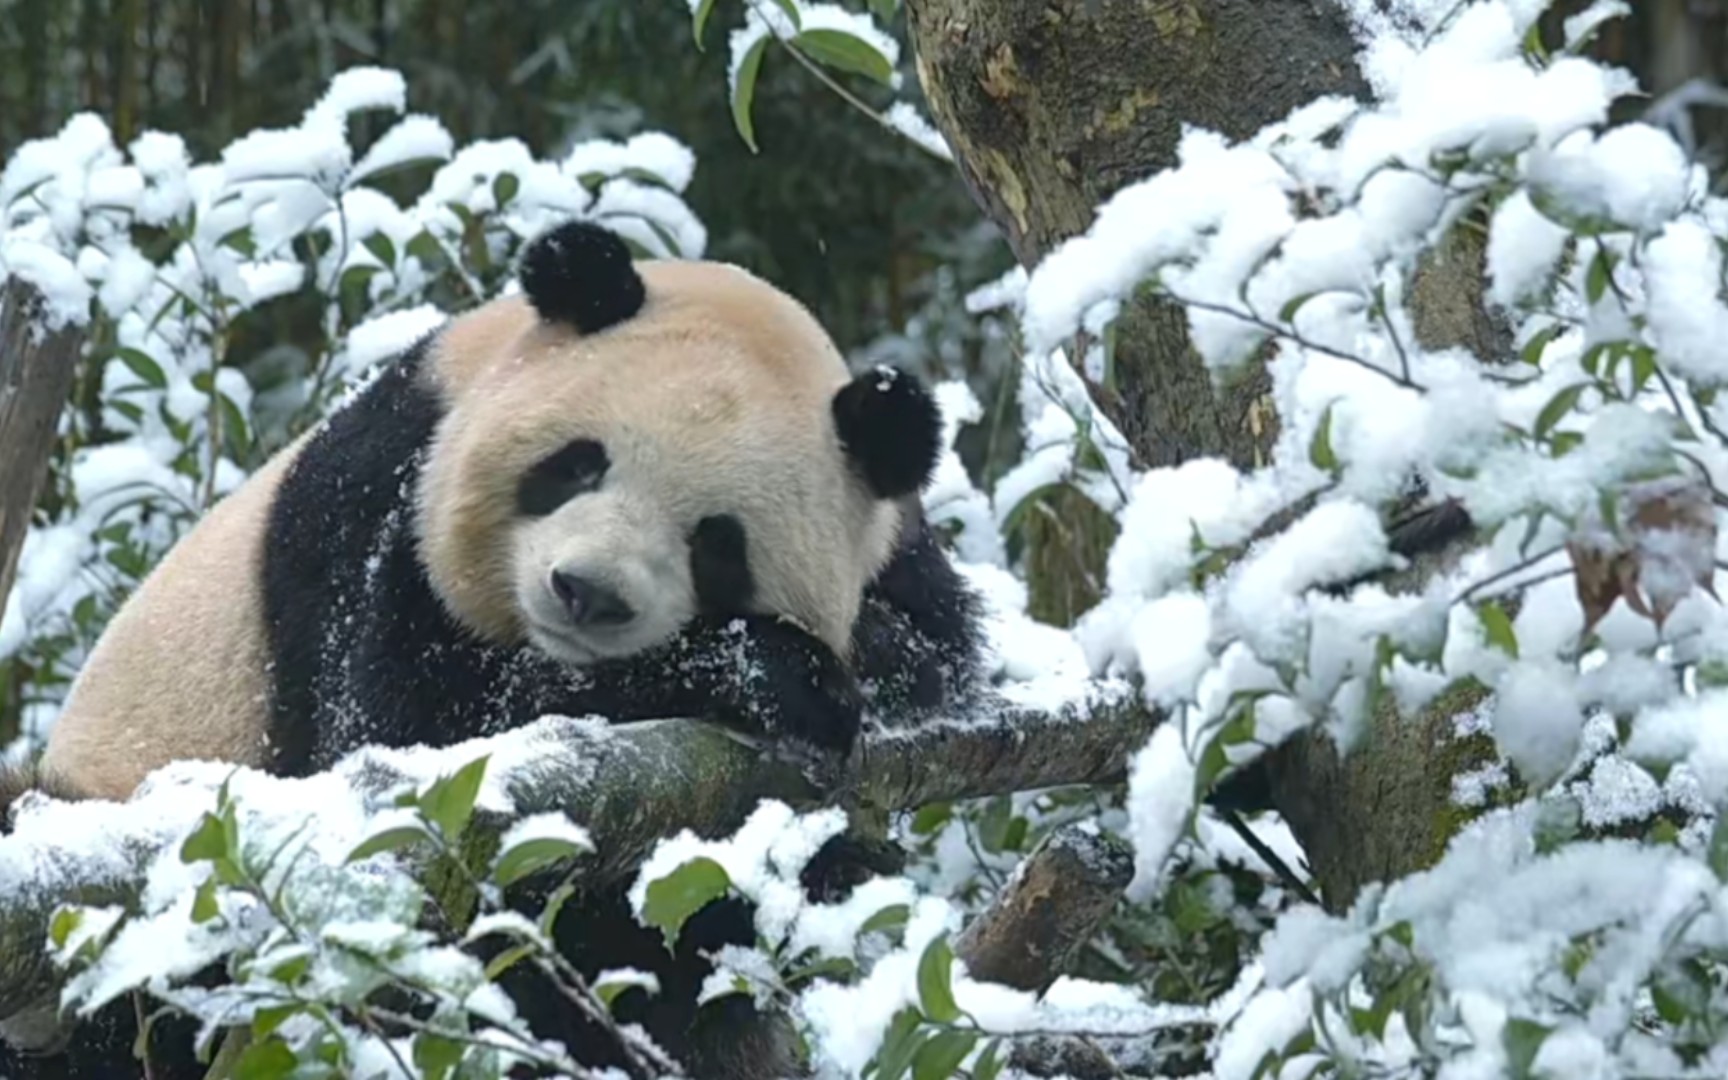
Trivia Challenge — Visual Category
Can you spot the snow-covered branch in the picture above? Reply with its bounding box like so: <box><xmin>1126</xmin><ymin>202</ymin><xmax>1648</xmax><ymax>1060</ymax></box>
<box><xmin>0</xmin><ymin>685</ymin><xmax>1155</xmax><ymax>1039</ymax></box>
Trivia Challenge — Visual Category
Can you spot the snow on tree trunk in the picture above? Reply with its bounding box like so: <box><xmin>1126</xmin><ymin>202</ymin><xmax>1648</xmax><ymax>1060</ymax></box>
<box><xmin>904</xmin><ymin>0</ymin><xmax>1506</xmax><ymax>908</ymax></box>
<box><xmin>0</xmin><ymin>280</ymin><xmax>83</xmax><ymax>640</ymax></box>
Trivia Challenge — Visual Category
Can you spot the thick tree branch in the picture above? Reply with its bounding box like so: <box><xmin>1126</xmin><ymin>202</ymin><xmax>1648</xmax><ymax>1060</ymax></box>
<box><xmin>0</xmin><ymin>687</ymin><xmax>1158</xmax><ymax>1041</ymax></box>
<box><xmin>955</xmin><ymin>823</ymin><xmax>1131</xmax><ymax>993</ymax></box>
<box><xmin>0</xmin><ymin>279</ymin><xmax>84</xmax><ymax>618</ymax></box>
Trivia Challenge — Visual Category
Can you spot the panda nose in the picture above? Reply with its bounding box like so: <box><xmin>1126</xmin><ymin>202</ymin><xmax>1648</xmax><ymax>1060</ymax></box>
<box><xmin>550</xmin><ymin>570</ymin><xmax>635</xmax><ymax>626</ymax></box>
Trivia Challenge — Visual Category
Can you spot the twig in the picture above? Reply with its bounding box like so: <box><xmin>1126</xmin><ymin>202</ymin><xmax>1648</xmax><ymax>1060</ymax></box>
<box><xmin>1161</xmin><ymin>289</ymin><xmax>1427</xmax><ymax>392</ymax></box>
<box><xmin>1450</xmin><ymin>544</ymin><xmax>1567</xmax><ymax>607</ymax></box>
<box><xmin>1218</xmin><ymin>808</ymin><xmax>1319</xmax><ymax>907</ymax></box>
<box><xmin>742</xmin><ymin>0</ymin><xmax>952</xmax><ymax>164</ymax></box>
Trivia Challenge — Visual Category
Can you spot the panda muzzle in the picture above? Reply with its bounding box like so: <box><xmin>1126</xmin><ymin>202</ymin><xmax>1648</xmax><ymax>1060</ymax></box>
<box><xmin>550</xmin><ymin>570</ymin><xmax>636</xmax><ymax>627</ymax></box>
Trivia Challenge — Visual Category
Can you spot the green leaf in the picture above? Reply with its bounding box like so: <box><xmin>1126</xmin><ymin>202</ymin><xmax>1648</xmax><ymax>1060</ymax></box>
<box><xmin>1503</xmin><ymin>1018</ymin><xmax>1552</xmax><ymax>1079</ymax></box>
<box><xmin>406</xmin><ymin>230</ymin><xmax>444</xmax><ymax>267</ymax></box>
<box><xmin>413</xmin><ymin>1032</ymin><xmax>463</xmax><ymax>1080</ymax></box>
<box><xmin>492</xmin><ymin>172</ymin><xmax>520</xmax><ymax>209</ymax></box>
<box><xmin>1477</xmin><ymin>601</ymin><xmax>1519</xmax><ymax>659</ymax></box>
<box><xmin>641</xmin><ymin>857</ymin><xmax>731</xmax><ymax>945</ymax></box>
<box><xmin>1698</xmin><ymin>660</ymin><xmax>1728</xmax><ymax>689</ymax></box>
<box><xmin>419</xmin><ymin>755</ymin><xmax>489</xmax><ymax>841</ymax></box>
<box><xmin>538</xmin><ymin>882</ymin><xmax>575</xmax><ymax>938</ymax></box>
<box><xmin>233</xmin><ymin>1036</ymin><xmax>296</xmax><ymax>1080</ymax></box>
<box><xmin>785</xmin><ymin>955</ymin><xmax>858</xmax><ymax>985</ymax></box>
<box><xmin>251</xmin><ymin>1004</ymin><xmax>299</xmax><ymax>1040</ymax></box>
<box><xmin>181</xmin><ymin>810</ymin><xmax>233</xmax><ymax>865</ymax></box>
<box><xmin>362</xmin><ymin>232</ymin><xmax>396</xmax><ymax>269</ymax></box>
<box><xmin>1549</xmin><ymin>430</ymin><xmax>1583</xmax><ymax>458</ymax></box>
<box><xmin>1629</xmin><ymin>347</ymin><xmax>1658</xmax><ymax>393</ymax></box>
<box><xmin>48</xmin><ymin>908</ymin><xmax>82</xmax><ymax>950</ymax></box>
<box><xmin>346</xmin><ymin>825</ymin><xmax>430</xmax><ymax>863</ymax></box>
<box><xmin>692</xmin><ymin>0</ymin><xmax>719</xmax><ymax>44</ymax></box>
<box><xmin>191</xmin><ymin>877</ymin><xmax>220</xmax><ymax>924</ymax></box>
<box><xmin>1279</xmin><ymin>292</ymin><xmax>1318</xmax><ymax>323</ymax></box>
<box><xmin>916</xmin><ymin>934</ymin><xmax>961</xmax><ymax>1024</ymax></box>
<box><xmin>976</xmin><ymin>795</ymin><xmax>1015</xmax><ymax>853</ymax></box>
<box><xmin>769</xmin><ymin>0</ymin><xmax>803</xmax><ymax>28</ymax></box>
<box><xmin>218</xmin><ymin>226</ymin><xmax>258</xmax><ymax>258</ymax></box>
<box><xmin>861</xmin><ymin>903</ymin><xmax>911</xmax><ymax>938</ymax></box>
<box><xmin>794</xmin><ymin>28</ymin><xmax>894</xmax><ymax>84</ymax></box>
<box><xmin>1520</xmin><ymin>322</ymin><xmax>1563</xmax><ymax>367</ymax></box>
<box><xmin>268</xmin><ymin>952</ymin><xmax>312</xmax><ymax>986</ymax></box>
<box><xmin>1309</xmin><ymin>402</ymin><xmax>1339</xmax><ymax>473</ymax></box>
<box><xmin>113</xmin><ymin>347</ymin><xmax>168</xmax><ymax>390</ymax></box>
<box><xmin>1534</xmin><ymin>383</ymin><xmax>1586</xmax><ymax>441</ymax></box>
<box><xmin>868</xmin><ymin>1008</ymin><xmax>925</xmax><ymax>1080</ymax></box>
<box><xmin>972</xmin><ymin>1039</ymin><xmax>1004</xmax><ymax>1080</ymax></box>
<box><xmin>1585</xmin><ymin>247</ymin><xmax>1613</xmax><ymax>304</ymax></box>
<box><xmin>731</xmin><ymin>36</ymin><xmax>771</xmax><ymax>153</ymax></box>
<box><xmin>491</xmin><ymin>836</ymin><xmax>589</xmax><ymax>887</ymax></box>
<box><xmin>909</xmin><ymin>803</ymin><xmax>952</xmax><ymax>835</ymax></box>
<box><xmin>483</xmin><ymin>943</ymin><xmax>536</xmax><ymax>981</ymax></box>
<box><xmin>912</xmin><ymin>1030</ymin><xmax>977</xmax><ymax>1080</ymax></box>
<box><xmin>594</xmin><ymin>972</ymin><xmax>659</xmax><ymax>1009</ymax></box>
<box><xmin>1533</xmin><ymin>796</ymin><xmax>1581</xmax><ymax>855</ymax></box>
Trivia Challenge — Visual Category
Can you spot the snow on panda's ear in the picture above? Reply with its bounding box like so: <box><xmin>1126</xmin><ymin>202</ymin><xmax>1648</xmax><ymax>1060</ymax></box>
<box><xmin>518</xmin><ymin>219</ymin><xmax>646</xmax><ymax>334</ymax></box>
<box><xmin>832</xmin><ymin>365</ymin><xmax>942</xmax><ymax>500</ymax></box>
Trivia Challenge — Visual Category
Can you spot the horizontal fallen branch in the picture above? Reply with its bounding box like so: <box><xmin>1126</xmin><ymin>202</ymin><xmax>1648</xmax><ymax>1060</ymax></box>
<box><xmin>0</xmin><ymin>683</ymin><xmax>1159</xmax><ymax>1041</ymax></box>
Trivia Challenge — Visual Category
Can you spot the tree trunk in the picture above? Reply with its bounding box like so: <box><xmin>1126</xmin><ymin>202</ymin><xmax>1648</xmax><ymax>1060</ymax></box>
<box><xmin>905</xmin><ymin>0</ymin><xmax>1498</xmax><ymax>910</ymax></box>
<box><xmin>0</xmin><ymin>282</ymin><xmax>86</xmax><ymax>627</ymax></box>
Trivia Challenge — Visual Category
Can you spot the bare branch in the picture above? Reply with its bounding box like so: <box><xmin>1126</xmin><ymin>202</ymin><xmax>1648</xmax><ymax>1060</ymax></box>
<box><xmin>955</xmin><ymin>823</ymin><xmax>1132</xmax><ymax>993</ymax></box>
<box><xmin>0</xmin><ymin>279</ymin><xmax>85</xmax><ymax>617</ymax></box>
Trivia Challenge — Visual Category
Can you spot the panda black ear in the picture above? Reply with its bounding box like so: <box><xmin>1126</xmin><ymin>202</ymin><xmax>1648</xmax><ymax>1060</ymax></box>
<box><xmin>518</xmin><ymin>220</ymin><xmax>646</xmax><ymax>334</ymax></box>
<box><xmin>832</xmin><ymin>366</ymin><xmax>942</xmax><ymax>500</ymax></box>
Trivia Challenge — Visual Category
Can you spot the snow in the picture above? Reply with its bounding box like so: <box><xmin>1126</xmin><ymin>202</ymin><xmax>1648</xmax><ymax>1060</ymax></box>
<box><xmin>883</xmin><ymin>103</ymin><xmax>953</xmax><ymax>161</ymax></box>
<box><xmin>1643</xmin><ymin>218</ymin><xmax>1728</xmax><ymax>385</ymax></box>
<box><xmin>1124</xmin><ymin>723</ymin><xmax>1198</xmax><ymax>902</ymax></box>
<box><xmin>497</xmin><ymin>811</ymin><xmax>594</xmax><ymax>856</ymax></box>
<box><xmin>347</xmin><ymin>114</ymin><xmax>455</xmax><ymax>184</ymax></box>
<box><xmin>1128</xmin><ymin>592</ymin><xmax>1213</xmax><ymax>708</ymax></box>
<box><xmin>2</xmin><ymin>236</ymin><xmax>94</xmax><ymax>328</ymax></box>
<box><xmin>341</xmin><ymin>304</ymin><xmax>446</xmax><ymax>376</ymax></box>
<box><xmin>564</xmin><ymin>132</ymin><xmax>697</xmax><ymax>193</ymax></box>
<box><xmin>1488</xmin><ymin>190</ymin><xmax>1571</xmax><ymax>308</ymax></box>
<box><xmin>1491</xmin><ymin>661</ymin><xmax>1585</xmax><ymax>787</ymax></box>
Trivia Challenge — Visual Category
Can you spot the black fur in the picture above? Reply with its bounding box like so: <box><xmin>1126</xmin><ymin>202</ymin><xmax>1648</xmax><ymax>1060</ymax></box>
<box><xmin>690</xmin><ymin>514</ymin><xmax>754</xmax><ymax>616</ymax></box>
<box><xmin>517</xmin><ymin>220</ymin><xmax>646</xmax><ymax>334</ymax></box>
<box><xmin>832</xmin><ymin>366</ymin><xmax>943</xmax><ymax>499</ymax></box>
<box><xmin>517</xmin><ymin>438</ymin><xmax>609</xmax><ymax>516</ymax></box>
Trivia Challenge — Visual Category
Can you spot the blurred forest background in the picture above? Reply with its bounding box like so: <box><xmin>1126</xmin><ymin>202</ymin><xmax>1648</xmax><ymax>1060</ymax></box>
<box><xmin>0</xmin><ymin>0</ymin><xmax>1006</xmax><ymax>350</ymax></box>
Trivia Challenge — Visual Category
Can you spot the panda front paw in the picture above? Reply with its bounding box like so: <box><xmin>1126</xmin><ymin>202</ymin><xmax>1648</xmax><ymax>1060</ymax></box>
<box><xmin>703</xmin><ymin>615</ymin><xmax>863</xmax><ymax>756</ymax></box>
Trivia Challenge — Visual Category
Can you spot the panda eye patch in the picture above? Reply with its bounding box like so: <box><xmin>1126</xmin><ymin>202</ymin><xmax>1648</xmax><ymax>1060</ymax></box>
<box><xmin>517</xmin><ymin>439</ymin><xmax>609</xmax><ymax>516</ymax></box>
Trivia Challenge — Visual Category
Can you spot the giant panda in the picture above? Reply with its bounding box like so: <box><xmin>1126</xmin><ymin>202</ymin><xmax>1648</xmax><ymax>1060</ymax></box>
<box><xmin>3</xmin><ymin>220</ymin><xmax>985</xmax><ymax>1078</ymax></box>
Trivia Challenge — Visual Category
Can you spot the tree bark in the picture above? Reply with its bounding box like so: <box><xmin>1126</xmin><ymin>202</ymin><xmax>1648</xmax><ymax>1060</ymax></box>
<box><xmin>0</xmin><ymin>281</ymin><xmax>85</xmax><ymax>629</ymax></box>
<box><xmin>906</xmin><ymin>0</ymin><xmax>1499</xmax><ymax>911</ymax></box>
<box><xmin>955</xmin><ymin>823</ymin><xmax>1131</xmax><ymax>992</ymax></box>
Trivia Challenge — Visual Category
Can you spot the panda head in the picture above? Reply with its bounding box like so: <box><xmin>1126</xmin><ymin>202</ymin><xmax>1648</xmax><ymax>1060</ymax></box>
<box><xmin>415</xmin><ymin>220</ymin><xmax>942</xmax><ymax>666</ymax></box>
